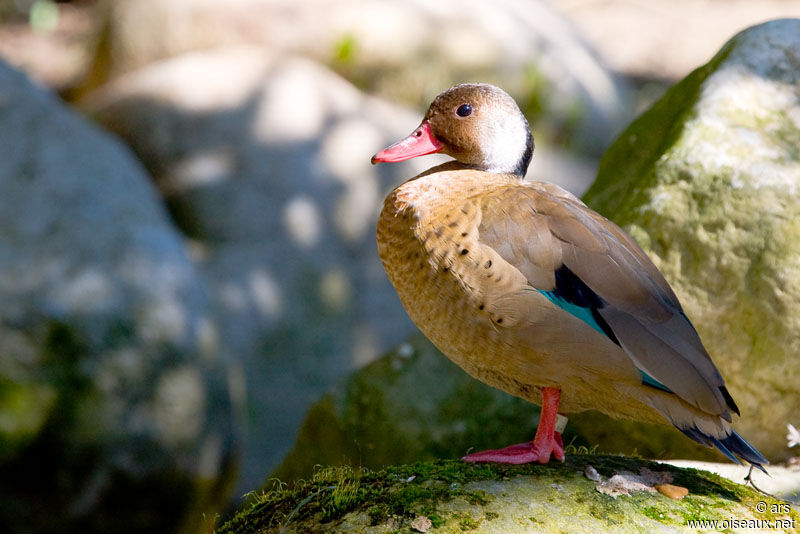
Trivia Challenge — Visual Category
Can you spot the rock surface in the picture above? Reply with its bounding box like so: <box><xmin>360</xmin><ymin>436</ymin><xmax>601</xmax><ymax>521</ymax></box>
<box><xmin>0</xmin><ymin>60</ymin><xmax>236</xmax><ymax>532</ymax></box>
<box><xmin>219</xmin><ymin>457</ymin><xmax>800</xmax><ymax>533</ymax></box>
<box><xmin>662</xmin><ymin>460</ymin><xmax>800</xmax><ymax>505</ymax></box>
<box><xmin>583</xmin><ymin>18</ymin><xmax>800</xmax><ymax>462</ymax></box>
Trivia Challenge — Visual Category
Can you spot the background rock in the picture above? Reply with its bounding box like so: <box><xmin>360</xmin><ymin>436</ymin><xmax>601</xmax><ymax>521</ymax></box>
<box><xmin>0</xmin><ymin>60</ymin><xmax>236</xmax><ymax>533</ymax></box>
<box><xmin>583</xmin><ymin>18</ymin><xmax>800</xmax><ymax>462</ymax></box>
<box><xmin>92</xmin><ymin>0</ymin><xmax>633</xmax><ymax>155</ymax></box>
<box><xmin>271</xmin><ymin>335</ymin><xmax>538</xmax><ymax>483</ymax></box>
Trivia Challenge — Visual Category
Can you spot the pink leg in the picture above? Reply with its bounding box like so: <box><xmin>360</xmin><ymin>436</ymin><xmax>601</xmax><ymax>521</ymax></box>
<box><xmin>462</xmin><ymin>387</ymin><xmax>565</xmax><ymax>464</ymax></box>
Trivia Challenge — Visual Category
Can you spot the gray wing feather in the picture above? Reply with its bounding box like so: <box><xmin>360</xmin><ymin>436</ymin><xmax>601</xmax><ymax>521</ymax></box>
<box><xmin>478</xmin><ymin>183</ymin><xmax>730</xmax><ymax>417</ymax></box>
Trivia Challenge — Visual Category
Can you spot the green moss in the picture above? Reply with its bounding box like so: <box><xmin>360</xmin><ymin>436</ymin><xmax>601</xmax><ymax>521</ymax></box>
<box><xmin>367</xmin><ymin>504</ymin><xmax>387</xmax><ymax>525</ymax></box>
<box><xmin>641</xmin><ymin>505</ymin><xmax>668</xmax><ymax>523</ymax></box>
<box><xmin>319</xmin><ymin>468</ymin><xmax>361</xmax><ymax>521</ymax></box>
<box><xmin>219</xmin><ymin>455</ymin><xmax>799</xmax><ymax>533</ymax></box>
<box><xmin>457</xmin><ymin>514</ymin><xmax>481</xmax><ymax>530</ymax></box>
<box><xmin>465</xmin><ymin>490</ymin><xmax>490</xmax><ymax>506</ymax></box>
<box><xmin>427</xmin><ymin>512</ymin><xmax>445</xmax><ymax>528</ymax></box>
<box><xmin>224</xmin><ymin>462</ymin><xmax>501</xmax><ymax>532</ymax></box>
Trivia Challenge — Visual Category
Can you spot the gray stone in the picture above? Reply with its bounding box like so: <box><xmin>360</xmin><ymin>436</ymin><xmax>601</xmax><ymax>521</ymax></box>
<box><xmin>0</xmin><ymin>60</ymin><xmax>236</xmax><ymax>533</ymax></box>
<box><xmin>583</xmin><ymin>18</ymin><xmax>800</xmax><ymax>462</ymax></box>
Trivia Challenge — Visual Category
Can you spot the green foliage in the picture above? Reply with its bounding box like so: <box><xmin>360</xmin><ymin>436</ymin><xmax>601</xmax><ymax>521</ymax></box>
<box><xmin>332</xmin><ymin>34</ymin><xmax>358</xmax><ymax>64</ymax></box>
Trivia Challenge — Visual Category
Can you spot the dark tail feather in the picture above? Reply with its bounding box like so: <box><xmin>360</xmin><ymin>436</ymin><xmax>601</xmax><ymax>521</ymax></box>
<box><xmin>679</xmin><ymin>426</ymin><xmax>768</xmax><ymax>473</ymax></box>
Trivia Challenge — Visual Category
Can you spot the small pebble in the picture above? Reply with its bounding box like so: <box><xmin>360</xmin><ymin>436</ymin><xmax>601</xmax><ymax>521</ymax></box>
<box><xmin>584</xmin><ymin>465</ymin><xmax>601</xmax><ymax>482</ymax></box>
<box><xmin>655</xmin><ymin>483</ymin><xmax>689</xmax><ymax>500</ymax></box>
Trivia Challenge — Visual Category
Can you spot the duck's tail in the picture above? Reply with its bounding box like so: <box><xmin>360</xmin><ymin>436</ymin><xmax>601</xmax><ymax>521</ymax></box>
<box><xmin>679</xmin><ymin>425</ymin><xmax>768</xmax><ymax>473</ymax></box>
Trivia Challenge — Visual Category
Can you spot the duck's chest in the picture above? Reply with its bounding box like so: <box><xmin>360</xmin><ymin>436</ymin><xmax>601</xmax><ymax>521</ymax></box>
<box><xmin>376</xmin><ymin>173</ymin><xmax>522</xmax><ymax>372</ymax></box>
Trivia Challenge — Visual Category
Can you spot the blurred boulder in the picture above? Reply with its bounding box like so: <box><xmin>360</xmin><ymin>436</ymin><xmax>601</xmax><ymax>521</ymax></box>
<box><xmin>93</xmin><ymin>0</ymin><xmax>632</xmax><ymax>155</ymax></box>
<box><xmin>583</xmin><ymin>18</ymin><xmax>800</xmax><ymax>461</ymax></box>
<box><xmin>0</xmin><ymin>60</ymin><xmax>237</xmax><ymax>533</ymax></box>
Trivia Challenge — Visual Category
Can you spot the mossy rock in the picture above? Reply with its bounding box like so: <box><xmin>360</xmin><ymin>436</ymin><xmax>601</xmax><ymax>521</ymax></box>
<box><xmin>582</xmin><ymin>18</ymin><xmax>800</xmax><ymax>461</ymax></box>
<box><xmin>219</xmin><ymin>456</ymin><xmax>799</xmax><ymax>533</ymax></box>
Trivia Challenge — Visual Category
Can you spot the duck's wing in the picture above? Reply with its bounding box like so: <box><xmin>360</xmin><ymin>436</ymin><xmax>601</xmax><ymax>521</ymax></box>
<box><xmin>476</xmin><ymin>182</ymin><xmax>736</xmax><ymax>419</ymax></box>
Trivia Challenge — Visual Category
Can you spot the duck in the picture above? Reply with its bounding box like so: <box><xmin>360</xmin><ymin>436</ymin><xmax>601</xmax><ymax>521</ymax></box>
<box><xmin>371</xmin><ymin>82</ymin><xmax>767</xmax><ymax>469</ymax></box>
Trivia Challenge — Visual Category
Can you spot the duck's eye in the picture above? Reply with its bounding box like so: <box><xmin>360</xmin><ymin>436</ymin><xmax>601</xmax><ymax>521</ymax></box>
<box><xmin>456</xmin><ymin>104</ymin><xmax>473</xmax><ymax>117</ymax></box>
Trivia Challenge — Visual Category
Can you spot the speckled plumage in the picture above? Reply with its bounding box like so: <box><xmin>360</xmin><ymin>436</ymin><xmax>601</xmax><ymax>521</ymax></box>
<box><xmin>373</xmin><ymin>83</ymin><xmax>766</xmax><ymax>467</ymax></box>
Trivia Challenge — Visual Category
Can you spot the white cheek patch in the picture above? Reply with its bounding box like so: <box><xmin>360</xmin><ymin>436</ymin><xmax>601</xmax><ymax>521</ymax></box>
<box><xmin>480</xmin><ymin>113</ymin><xmax>529</xmax><ymax>174</ymax></box>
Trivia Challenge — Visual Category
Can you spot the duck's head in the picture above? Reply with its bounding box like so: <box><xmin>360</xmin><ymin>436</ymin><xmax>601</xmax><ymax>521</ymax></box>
<box><xmin>371</xmin><ymin>83</ymin><xmax>533</xmax><ymax>177</ymax></box>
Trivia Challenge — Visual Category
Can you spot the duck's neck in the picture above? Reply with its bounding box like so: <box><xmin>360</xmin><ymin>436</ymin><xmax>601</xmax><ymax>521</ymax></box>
<box><xmin>472</xmin><ymin>115</ymin><xmax>534</xmax><ymax>177</ymax></box>
<box><xmin>513</xmin><ymin>127</ymin><xmax>534</xmax><ymax>177</ymax></box>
